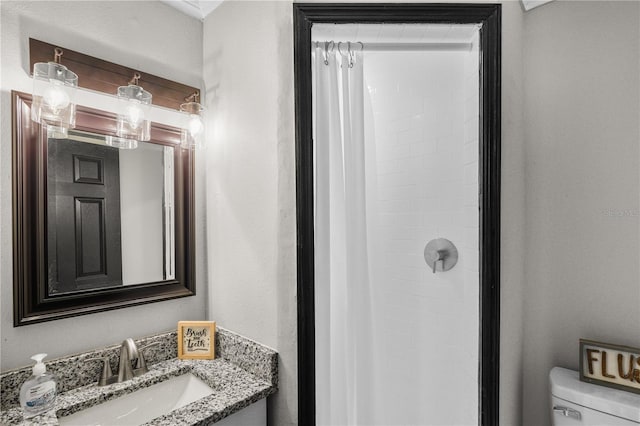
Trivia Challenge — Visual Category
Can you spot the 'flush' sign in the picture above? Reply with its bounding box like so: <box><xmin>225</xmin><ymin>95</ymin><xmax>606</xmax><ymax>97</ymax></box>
<box><xmin>580</xmin><ymin>339</ymin><xmax>640</xmax><ymax>394</ymax></box>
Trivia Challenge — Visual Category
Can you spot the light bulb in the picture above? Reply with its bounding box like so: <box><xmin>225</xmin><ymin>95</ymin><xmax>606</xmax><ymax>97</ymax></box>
<box><xmin>125</xmin><ymin>103</ymin><xmax>144</xmax><ymax>129</ymax></box>
<box><xmin>43</xmin><ymin>84</ymin><xmax>70</xmax><ymax>110</ymax></box>
<box><xmin>179</xmin><ymin>101</ymin><xmax>204</xmax><ymax>148</ymax></box>
<box><xmin>188</xmin><ymin>114</ymin><xmax>204</xmax><ymax>137</ymax></box>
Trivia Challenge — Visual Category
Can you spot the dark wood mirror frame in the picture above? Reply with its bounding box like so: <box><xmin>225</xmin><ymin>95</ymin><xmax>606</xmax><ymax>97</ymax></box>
<box><xmin>12</xmin><ymin>90</ymin><xmax>196</xmax><ymax>327</ymax></box>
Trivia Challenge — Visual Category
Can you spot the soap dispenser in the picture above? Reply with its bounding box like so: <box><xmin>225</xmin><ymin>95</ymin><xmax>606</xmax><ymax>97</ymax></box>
<box><xmin>19</xmin><ymin>353</ymin><xmax>57</xmax><ymax>419</ymax></box>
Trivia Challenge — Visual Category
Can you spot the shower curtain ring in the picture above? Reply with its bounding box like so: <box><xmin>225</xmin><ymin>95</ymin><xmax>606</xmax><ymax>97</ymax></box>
<box><xmin>337</xmin><ymin>42</ymin><xmax>355</xmax><ymax>68</ymax></box>
<box><xmin>347</xmin><ymin>42</ymin><xmax>355</xmax><ymax>68</ymax></box>
<box><xmin>347</xmin><ymin>42</ymin><xmax>364</xmax><ymax>66</ymax></box>
<box><xmin>323</xmin><ymin>41</ymin><xmax>334</xmax><ymax>65</ymax></box>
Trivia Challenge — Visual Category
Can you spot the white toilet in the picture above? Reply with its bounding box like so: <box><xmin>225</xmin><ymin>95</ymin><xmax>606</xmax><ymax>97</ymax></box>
<box><xmin>550</xmin><ymin>367</ymin><xmax>640</xmax><ymax>425</ymax></box>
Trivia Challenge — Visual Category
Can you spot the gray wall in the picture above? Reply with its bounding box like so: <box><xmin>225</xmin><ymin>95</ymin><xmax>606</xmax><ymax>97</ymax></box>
<box><xmin>202</xmin><ymin>1</ymin><xmax>526</xmax><ymax>425</ymax></box>
<box><xmin>522</xmin><ymin>1</ymin><xmax>640</xmax><ymax>424</ymax></box>
<box><xmin>0</xmin><ymin>1</ymin><xmax>207</xmax><ymax>370</ymax></box>
<box><xmin>202</xmin><ymin>2</ymin><xmax>298</xmax><ymax>425</ymax></box>
<box><xmin>500</xmin><ymin>2</ymin><xmax>526</xmax><ymax>424</ymax></box>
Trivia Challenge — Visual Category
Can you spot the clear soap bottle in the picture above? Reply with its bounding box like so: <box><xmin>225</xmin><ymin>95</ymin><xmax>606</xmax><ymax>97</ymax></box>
<box><xmin>19</xmin><ymin>353</ymin><xmax>57</xmax><ymax>419</ymax></box>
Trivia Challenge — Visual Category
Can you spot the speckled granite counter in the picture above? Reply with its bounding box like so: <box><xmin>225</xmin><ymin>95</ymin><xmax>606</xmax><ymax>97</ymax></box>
<box><xmin>0</xmin><ymin>327</ymin><xmax>277</xmax><ymax>425</ymax></box>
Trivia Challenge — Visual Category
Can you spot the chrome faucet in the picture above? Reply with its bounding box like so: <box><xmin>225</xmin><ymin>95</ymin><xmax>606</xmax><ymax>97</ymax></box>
<box><xmin>117</xmin><ymin>338</ymin><xmax>139</xmax><ymax>382</ymax></box>
<box><xmin>86</xmin><ymin>338</ymin><xmax>161</xmax><ymax>386</ymax></box>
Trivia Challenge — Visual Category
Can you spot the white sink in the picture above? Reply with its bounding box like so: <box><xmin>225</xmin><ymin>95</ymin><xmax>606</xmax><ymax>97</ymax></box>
<box><xmin>58</xmin><ymin>373</ymin><xmax>214</xmax><ymax>426</ymax></box>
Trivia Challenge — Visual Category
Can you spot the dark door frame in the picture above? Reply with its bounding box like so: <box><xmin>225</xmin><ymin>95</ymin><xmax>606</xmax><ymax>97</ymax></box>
<box><xmin>294</xmin><ymin>3</ymin><xmax>501</xmax><ymax>425</ymax></box>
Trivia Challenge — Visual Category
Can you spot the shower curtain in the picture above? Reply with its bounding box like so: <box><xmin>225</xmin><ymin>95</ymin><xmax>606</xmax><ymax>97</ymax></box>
<box><xmin>314</xmin><ymin>44</ymin><xmax>377</xmax><ymax>426</ymax></box>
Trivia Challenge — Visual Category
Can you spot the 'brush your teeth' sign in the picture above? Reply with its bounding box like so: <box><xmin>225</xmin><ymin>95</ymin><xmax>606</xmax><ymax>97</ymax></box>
<box><xmin>178</xmin><ymin>321</ymin><xmax>216</xmax><ymax>360</ymax></box>
<box><xmin>580</xmin><ymin>339</ymin><xmax>640</xmax><ymax>394</ymax></box>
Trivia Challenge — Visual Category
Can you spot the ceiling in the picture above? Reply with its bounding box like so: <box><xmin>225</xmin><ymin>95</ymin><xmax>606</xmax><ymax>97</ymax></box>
<box><xmin>160</xmin><ymin>0</ymin><xmax>223</xmax><ymax>20</ymax></box>
<box><xmin>161</xmin><ymin>0</ymin><xmax>553</xmax><ymax>22</ymax></box>
<box><xmin>521</xmin><ymin>0</ymin><xmax>555</xmax><ymax>11</ymax></box>
<box><xmin>160</xmin><ymin>0</ymin><xmax>554</xmax><ymax>21</ymax></box>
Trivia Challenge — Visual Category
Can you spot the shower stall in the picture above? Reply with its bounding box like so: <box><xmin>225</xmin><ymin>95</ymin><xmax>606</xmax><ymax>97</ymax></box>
<box><xmin>294</xmin><ymin>5</ymin><xmax>501</xmax><ymax>426</ymax></box>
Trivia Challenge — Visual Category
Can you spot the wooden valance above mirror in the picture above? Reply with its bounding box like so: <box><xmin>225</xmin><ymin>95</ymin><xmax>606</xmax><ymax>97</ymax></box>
<box><xmin>29</xmin><ymin>39</ymin><xmax>199</xmax><ymax>110</ymax></box>
<box><xmin>12</xmin><ymin>91</ymin><xmax>196</xmax><ymax>326</ymax></box>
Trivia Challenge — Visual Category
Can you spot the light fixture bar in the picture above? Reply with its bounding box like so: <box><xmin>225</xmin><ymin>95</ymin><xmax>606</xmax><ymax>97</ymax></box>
<box><xmin>29</xmin><ymin>38</ymin><xmax>200</xmax><ymax>110</ymax></box>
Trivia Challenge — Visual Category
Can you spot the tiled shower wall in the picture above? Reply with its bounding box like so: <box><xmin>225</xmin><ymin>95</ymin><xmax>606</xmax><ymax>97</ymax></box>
<box><xmin>365</xmin><ymin>38</ymin><xmax>479</xmax><ymax>425</ymax></box>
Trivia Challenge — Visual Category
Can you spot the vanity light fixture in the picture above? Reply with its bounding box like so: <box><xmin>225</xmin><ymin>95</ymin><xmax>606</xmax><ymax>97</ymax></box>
<box><xmin>180</xmin><ymin>91</ymin><xmax>205</xmax><ymax>149</ymax></box>
<box><xmin>29</xmin><ymin>39</ymin><xmax>201</xmax><ymax>145</ymax></box>
<box><xmin>109</xmin><ymin>72</ymin><xmax>152</xmax><ymax>149</ymax></box>
<box><xmin>31</xmin><ymin>47</ymin><xmax>78</xmax><ymax>137</ymax></box>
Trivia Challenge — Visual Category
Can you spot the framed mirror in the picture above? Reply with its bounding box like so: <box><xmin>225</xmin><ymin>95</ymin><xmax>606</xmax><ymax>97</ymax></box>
<box><xmin>12</xmin><ymin>91</ymin><xmax>195</xmax><ymax>326</ymax></box>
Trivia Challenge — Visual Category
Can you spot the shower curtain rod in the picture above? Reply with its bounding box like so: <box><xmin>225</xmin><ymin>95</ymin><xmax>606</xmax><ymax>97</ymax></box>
<box><xmin>364</xmin><ymin>42</ymin><xmax>471</xmax><ymax>51</ymax></box>
<box><xmin>314</xmin><ymin>41</ymin><xmax>472</xmax><ymax>52</ymax></box>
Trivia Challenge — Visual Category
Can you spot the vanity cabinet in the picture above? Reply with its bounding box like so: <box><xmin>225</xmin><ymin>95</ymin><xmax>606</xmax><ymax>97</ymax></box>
<box><xmin>0</xmin><ymin>328</ymin><xmax>277</xmax><ymax>426</ymax></box>
<box><xmin>217</xmin><ymin>399</ymin><xmax>266</xmax><ymax>426</ymax></box>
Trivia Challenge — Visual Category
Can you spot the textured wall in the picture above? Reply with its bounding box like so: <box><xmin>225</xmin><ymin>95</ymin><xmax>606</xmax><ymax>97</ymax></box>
<box><xmin>499</xmin><ymin>2</ymin><xmax>526</xmax><ymax>424</ymax></box>
<box><xmin>0</xmin><ymin>1</ymin><xmax>206</xmax><ymax>370</ymax></box>
<box><xmin>203</xmin><ymin>1</ymin><xmax>298</xmax><ymax>424</ymax></box>
<box><xmin>522</xmin><ymin>2</ymin><xmax>640</xmax><ymax>425</ymax></box>
<box><xmin>202</xmin><ymin>1</ymin><xmax>525</xmax><ymax>425</ymax></box>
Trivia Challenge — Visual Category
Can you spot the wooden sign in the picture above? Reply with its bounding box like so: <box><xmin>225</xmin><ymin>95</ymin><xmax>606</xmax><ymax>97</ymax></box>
<box><xmin>580</xmin><ymin>339</ymin><xmax>640</xmax><ymax>394</ymax></box>
<box><xmin>177</xmin><ymin>321</ymin><xmax>216</xmax><ymax>360</ymax></box>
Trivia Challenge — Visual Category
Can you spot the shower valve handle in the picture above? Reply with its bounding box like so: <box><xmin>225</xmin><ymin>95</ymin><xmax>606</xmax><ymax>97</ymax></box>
<box><xmin>431</xmin><ymin>250</ymin><xmax>446</xmax><ymax>274</ymax></box>
<box><xmin>424</xmin><ymin>239</ymin><xmax>458</xmax><ymax>274</ymax></box>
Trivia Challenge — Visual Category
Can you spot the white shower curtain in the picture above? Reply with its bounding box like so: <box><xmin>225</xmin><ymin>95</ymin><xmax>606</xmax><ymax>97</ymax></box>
<box><xmin>314</xmin><ymin>44</ymin><xmax>377</xmax><ymax>426</ymax></box>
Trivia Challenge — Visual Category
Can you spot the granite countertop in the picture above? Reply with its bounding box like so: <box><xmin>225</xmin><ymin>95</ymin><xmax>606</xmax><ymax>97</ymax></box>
<box><xmin>0</xmin><ymin>327</ymin><xmax>278</xmax><ymax>426</ymax></box>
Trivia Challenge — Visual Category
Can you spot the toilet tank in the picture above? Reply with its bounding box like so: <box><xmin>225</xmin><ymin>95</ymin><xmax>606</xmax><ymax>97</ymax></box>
<box><xmin>550</xmin><ymin>367</ymin><xmax>640</xmax><ymax>425</ymax></box>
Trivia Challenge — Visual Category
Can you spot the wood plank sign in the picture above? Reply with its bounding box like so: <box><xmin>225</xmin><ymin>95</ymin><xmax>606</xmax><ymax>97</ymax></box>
<box><xmin>178</xmin><ymin>321</ymin><xmax>216</xmax><ymax>360</ymax></box>
<box><xmin>580</xmin><ymin>339</ymin><xmax>640</xmax><ymax>394</ymax></box>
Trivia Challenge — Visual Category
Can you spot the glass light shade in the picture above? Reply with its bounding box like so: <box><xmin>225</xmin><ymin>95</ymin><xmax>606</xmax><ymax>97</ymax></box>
<box><xmin>31</xmin><ymin>62</ymin><xmax>78</xmax><ymax>132</ymax></box>
<box><xmin>180</xmin><ymin>102</ymin><xmax>205</xmax><ymax>149</ymax></box>
<box><xmin>116</xmin><ymin>85</ymin><xmax>152</xmax><ymax>143</ymax></box>
<box><xmin>105</xmin><ymin>136</ymin><xmax>138</xmax><ymax>150</ymax></box>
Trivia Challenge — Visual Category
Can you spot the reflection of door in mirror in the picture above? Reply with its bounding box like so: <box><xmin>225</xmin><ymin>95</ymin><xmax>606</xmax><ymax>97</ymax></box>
<box><xmin>47</xmin><ymin>138</ymin><xmax>123</xmax><ymax>294</ymax></box>
<box><xmin>46</xmin><ymin>131</ymin><xmax>175</xmax><ymax>296</ymax></box>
